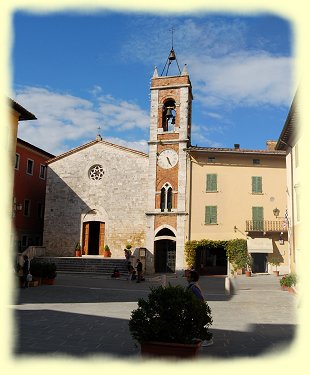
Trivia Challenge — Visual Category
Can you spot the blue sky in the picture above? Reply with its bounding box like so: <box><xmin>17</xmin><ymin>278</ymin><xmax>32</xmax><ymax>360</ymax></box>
<box><xmin>12</xmin><ymin>11</ymin><xmax>294</xmax><ymax>155</ymax></box>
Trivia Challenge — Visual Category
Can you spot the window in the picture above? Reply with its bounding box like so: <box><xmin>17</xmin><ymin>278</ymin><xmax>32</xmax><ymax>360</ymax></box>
<box><xmin>208</xmin><ymin>157</ymin><xmax>215</xmax><ymax>163</ymax></box>
<box><xmin>252</xmin><ymin>176</ymin><xmax>262</xmax><ymax>194</ymax></box>
<box><xmin>160</xmin><ymin>183</ymin><xmax>173</xmax><ymax>212</ymax></box>
<box><xmin>206</xmin><ymin>174</ymin><xmax>217</xmax><ymax>192</ymax></box>
<box><xmin>37</xmin><ymin>202</ymin><xmax>44</xmax><ymax>219</ymax></box>
<box><xmin>89</xmin><ymin>164</ymin><xmax>104</xmax><ymax>180</ymax></box>
<box><xmin>39</xmin><ymin>164</ymin><xmax>46</xmax><ymax>179</ymax></box>
<box><xmin>253</xmin><ymin>159</ymin><xmax>260</xmax><ymax>165</ymax></box>
<box><xmin>26</xmin><ymin>159</ymin><xmax>34</xmax><ymax>175</ymax></box>
<box><xmin>24</xmin><ymin>199</ymin><xmax>30</xmax><ymax>216</ymax></box>
<box><xmin>15</xmin><ymin>154</ymin><xmax>20</xmax><ymax>170</ymax></box>
<box><xmin>205</xmin><ymin>206</ymin><xmax>217</xmax><ymax>224</ymax></box>
<box><xmin>252</xmin><ymin>206</ymin><xmax>264</xmax><ymax>230</ymax></box>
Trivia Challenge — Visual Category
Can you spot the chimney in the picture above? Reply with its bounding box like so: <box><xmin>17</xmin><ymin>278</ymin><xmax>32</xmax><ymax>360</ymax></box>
<box><xmin>234</xmin><ymin>143</ymin><xmax>240</xmax><ymax>150</ymax></box>
<box><xmin>266</xmin><ymin>140</ymin><xmax>276</xmax><ymax>151</ymax></box>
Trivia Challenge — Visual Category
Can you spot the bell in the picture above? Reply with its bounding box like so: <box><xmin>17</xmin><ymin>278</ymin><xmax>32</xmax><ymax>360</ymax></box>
<box><xmin>168</xmin><ymin>49</ymin><xmax>176</xmax><ymax>61</ymax></box>
<box><xmin>166</xmin><ymin>108</ymin><xmax>172</xmax><ymax>118</ymax></box>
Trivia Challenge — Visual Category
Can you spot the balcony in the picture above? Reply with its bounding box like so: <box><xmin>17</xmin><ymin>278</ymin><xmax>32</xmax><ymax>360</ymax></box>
<box><xmin>246</xmin><ymin>220</ymin><xmax>288</xmax><ymax>233</ymax></box>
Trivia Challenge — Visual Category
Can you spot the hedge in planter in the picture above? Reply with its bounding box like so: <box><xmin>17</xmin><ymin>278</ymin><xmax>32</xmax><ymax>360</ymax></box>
<box><xmin>129</xmin><ymin>284</ymin><xmax>213</xmax><ymax>352</ymax></box>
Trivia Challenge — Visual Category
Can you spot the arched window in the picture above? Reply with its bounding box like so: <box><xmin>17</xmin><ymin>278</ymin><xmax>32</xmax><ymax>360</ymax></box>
<box><xmin>160</xmin><ymin>183</ymin><xmax>173</xmax><ymax>212</ymax></box>
<box><xmin>162</xmin><ymin>99</ymin><xmax>176</xmax><ymax>132</ymax></box>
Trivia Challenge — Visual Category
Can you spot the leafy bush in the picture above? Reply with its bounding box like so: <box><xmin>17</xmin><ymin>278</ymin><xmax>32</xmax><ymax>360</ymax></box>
<box><xmin>225</xmin><ymin>239</ymin><xmax>248</xmax><ymax>271</ymax></box>
<box><xmin>129</xmin><ymin>284</ymin><xmax>213</xmax><ymax>344</ymax></box>
<box><xmin>29</xmin><ymin>259</ymin><xmax>57</xmax><ymax>279</ymax></box>
<box><xmin>280</xmin><ymin>273</ymin><xmax>297</xmax><ymax>287</ymax></box>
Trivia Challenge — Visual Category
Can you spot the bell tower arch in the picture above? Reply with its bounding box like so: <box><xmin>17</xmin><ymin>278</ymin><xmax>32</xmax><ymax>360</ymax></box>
<box><xmin>146</xmin><ymin>48</ymin><xmax>193</xmax><ymax>273</ymax></box>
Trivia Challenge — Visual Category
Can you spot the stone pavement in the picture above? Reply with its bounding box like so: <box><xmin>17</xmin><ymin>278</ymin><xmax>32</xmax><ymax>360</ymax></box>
<box><xmin>11</xmin><ymin>272</ymin><xmax>298</xmax><ymax>360</ymax></box>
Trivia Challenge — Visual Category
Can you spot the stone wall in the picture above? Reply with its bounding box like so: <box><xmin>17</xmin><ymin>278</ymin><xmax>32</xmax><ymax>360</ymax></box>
<box><xmin>43</xmin><ymin>141</ymin><xmax>149</xmax><ymax>258</ymax></box>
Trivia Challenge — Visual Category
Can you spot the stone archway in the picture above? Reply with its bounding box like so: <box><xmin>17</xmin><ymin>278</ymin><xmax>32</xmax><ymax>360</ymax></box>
<box><xmin>154</xmin><ymin>228</ymin><xmax>176</xmax><ymax>273</ymax></box>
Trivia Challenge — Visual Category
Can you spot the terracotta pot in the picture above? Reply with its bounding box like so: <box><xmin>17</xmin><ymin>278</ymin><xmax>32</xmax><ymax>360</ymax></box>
<box><xmin>281</xmin><ymin>285</ymin><xmax>288</xmax><ymax>291</ymax></box>
<box><xmin>273</xmin><ymin>271</ymin><xmax>280</xmax><ymax>277</ymax></box>
<box><xmin>245</xmin><ymin>271</ymin><xmax>251</xmax><ymax>277</ymax></box>
<box><xmin>141</xmin><ymin>340</ymin><xmax>202</xmax><ymax>358</ymax></box>
<box><xmin>104</xmin><ymin>251</ymin><xmax>111</xmax><ymax>257</ymax></box>
<box><xmin>75</xmin><ymin>250</ymin><xmax>82</xmax><ymax>257</ymax></box>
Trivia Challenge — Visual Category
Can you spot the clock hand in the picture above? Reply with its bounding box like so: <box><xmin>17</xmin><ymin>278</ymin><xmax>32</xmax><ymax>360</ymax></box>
<box><xmin>166</xmin><ymin>157</ymin><xmax>172</xmax><ymax>165</ymax></box>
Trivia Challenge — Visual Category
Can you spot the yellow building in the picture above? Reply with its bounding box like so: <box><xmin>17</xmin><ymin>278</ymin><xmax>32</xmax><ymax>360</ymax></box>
<box><xmin>185</xmin><ymin>143</ymin><xmax>288</xmax><ymax>275</ymax></box>
<box><xmin>276</xmin><ymin>94</ymin><xmax>300</xmax><ymax>274</ymax></box>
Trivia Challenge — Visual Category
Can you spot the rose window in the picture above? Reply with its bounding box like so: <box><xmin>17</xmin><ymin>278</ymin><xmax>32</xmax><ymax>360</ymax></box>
<box><xmin>89</xmin><ymin>165</ymin><xmax>104</xmax><ymax>180</ymax></box>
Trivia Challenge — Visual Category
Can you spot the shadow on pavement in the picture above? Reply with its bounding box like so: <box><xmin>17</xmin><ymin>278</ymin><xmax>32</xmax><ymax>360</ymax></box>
<box><xmin>13</xmin><ymin>309</ymin><xmax>296</xmax><ymax>359</ymax></box>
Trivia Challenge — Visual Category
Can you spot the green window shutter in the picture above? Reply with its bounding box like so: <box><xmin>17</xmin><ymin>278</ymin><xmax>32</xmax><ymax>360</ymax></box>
<box><xmin>252</xmin><ymin>206</ymin><xmax>263</xmax><ymax>230</ymax></box>
<box><xmin>252</xmin><ymin>176</ymin><xmax>262</xmax><ymax>193</ymax></box>
<box><xmin>205</xmin><ymin>206</ymin><xmax>217</xmax><ymax>224</ymax></box>
<box><xmin>206</xmin><ymin>174</ymin><xmax>217</xmax><ymax>191</ymax></box>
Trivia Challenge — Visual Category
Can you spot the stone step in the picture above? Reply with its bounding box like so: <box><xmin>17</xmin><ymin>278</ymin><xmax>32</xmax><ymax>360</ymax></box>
<box><xmin>33</xmin><ymin>257</ymin><xmax>129</xmax><ymax>275</ymax></box>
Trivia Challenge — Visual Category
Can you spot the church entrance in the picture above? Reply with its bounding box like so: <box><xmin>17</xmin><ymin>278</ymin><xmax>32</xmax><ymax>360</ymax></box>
<box><xmin>82</xmin><ymin>221</ymin><xmax>105</xmax><ymax>255</ymax></box>
<box><xmin>154</xmin><ymin>239</ymin><xmax>176</xmax><ymax>273</ymax></box>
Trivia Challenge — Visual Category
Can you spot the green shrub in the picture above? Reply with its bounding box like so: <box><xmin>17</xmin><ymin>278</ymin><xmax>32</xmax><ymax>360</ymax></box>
<box><xmin>129</xmin><ymin>284</ymin><xmax>213</xmax><ymax>344</ymax></box>
<box><xmin>280</xmin><ymin>273</ymin><xmax>297</xmax><ymax>287</ymax></box>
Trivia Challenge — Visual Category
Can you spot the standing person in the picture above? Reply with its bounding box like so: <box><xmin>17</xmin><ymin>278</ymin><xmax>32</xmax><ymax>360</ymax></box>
<box><xmin>187</xmin><ymin>270</ymin><xmax>214</xmax><ymax>347</ymax></box>
<box><xmin>21</xmin><ymin>255</ymin><xmax>30</xmax><ymax>288</ymax></box>
<box><xmin>136</xmin><ymin>259</ymin><xmax>143</xmax><ymax>283</ymax></box>
<box><xmin>127</xmin><ymin>261</ymin><xmax>136</xmax><ymax>281</ymax></box>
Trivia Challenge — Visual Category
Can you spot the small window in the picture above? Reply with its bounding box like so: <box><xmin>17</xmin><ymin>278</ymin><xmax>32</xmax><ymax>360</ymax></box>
<box><xmin>24</xmin><ymin>199</ymin><xmax>30</xmax><ymax>216</ymax></box>
<box><xmin>37</xmin><ymin>202</ymin><xmax>44</xmax><ymax>219</ymax></box>
<box><xmin>160</xmin><ymin>183</ymin><xmax>173</xmax><ymax>212</ymax></box>
<box><xmin>15</xmin><ymin>154</ymin><xmax>20</xmax><ymax>170</ymax></box>
<box><xmin>208</xmin><ymin>157</ymin><xmax>215</xmax><ymax>163</ymax></box>
<box><xmin>206</xmin><ymin>174</ymin><xmax>217</xmax><ymax>192</ymax></box>
<box><xmin>205</xmin><ymin>206</ymin><xmax>217</xmax><ymax>224</ymax></box>
<box><xmin>252</xmin><ymin>176</ymin><xmax>262</xmax><ymax>194</ymax></box>
<box><xmin>39</xmin><ymin>164</ymin><xmax>46</xmax><ymax>179</ymax></box>
<box><xmin>89</xmin><ymin>164</ymin><xmax>104</xmax><ymax>180</ymax></box>
<box><xmin>26</xmin><ymin>159</ymin><xmax>34</xmax><ymax>175</ymax></box>
<box><xmin>253</xmin><ymin>159</ymin><xmax>260</xmax><ymax>165</ymax></box>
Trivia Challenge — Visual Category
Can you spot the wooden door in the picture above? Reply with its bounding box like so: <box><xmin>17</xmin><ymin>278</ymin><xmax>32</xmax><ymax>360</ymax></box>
<box><xmin>99</xmin><ymin>222</ymin><xmax>105</xmax><ymax>255</ymax></box>
<box><xmin>82</xmin><ymin>222</ymin><xmax>90</xmax><ymax>255</ymax></box>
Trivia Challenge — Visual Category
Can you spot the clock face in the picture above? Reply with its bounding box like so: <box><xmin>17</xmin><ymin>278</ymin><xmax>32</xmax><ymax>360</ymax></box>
<box><xmin>157</xmin><ymin>149</ymin><xmax>179</xmax><ymax>169</ymax></box>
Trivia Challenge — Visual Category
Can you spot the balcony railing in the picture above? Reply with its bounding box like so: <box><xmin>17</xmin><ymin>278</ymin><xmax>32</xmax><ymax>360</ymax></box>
<box><xmin>246</xmin><ymin>220</ymin><xmax>288</xmax><ymax>232</ymax></box>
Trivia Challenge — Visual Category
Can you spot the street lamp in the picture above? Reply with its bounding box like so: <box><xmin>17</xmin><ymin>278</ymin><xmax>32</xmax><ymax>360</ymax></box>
<box><xmin>273</xmin><ymin>208</ymin><xmax>280</xmax><ymax>218</ymax></box>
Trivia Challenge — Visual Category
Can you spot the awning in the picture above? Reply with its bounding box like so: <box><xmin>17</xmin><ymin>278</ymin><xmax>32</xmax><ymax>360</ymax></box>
<box><xmin>247</xmin><ymin>238</ymin><xmax>273</xmax><ymax>253</ymax></box>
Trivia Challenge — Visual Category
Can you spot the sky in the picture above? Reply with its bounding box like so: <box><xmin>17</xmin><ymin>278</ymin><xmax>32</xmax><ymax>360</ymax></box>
<box><xmin>12</xmin><ymin>11</ymin><xmax>295</xmax><ymax>156</ymax></box>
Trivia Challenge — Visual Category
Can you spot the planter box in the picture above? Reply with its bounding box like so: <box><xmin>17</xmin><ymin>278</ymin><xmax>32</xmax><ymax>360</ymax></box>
<box><xmin>140</xmin><ymin>340</ymin><xmax>202</xmax><ymax>358</ymax></box>
<box><xmin>42</xmin><ymin>278</ymin><xmax>56</xmax><ymax>285</ymax></box>
<box><xmin>29</xmin><ymin>280</ymin><xmax>39</xmax><ymax>287</ymax></box>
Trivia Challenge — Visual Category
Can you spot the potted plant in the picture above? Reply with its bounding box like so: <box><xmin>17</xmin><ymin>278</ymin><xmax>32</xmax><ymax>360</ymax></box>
<box><xmin>268</xmin><ymin>254</ymin><xmax>282</xmax><ymax>276</ymax></box>
<box><xmin>75</xmin><ymin>242</ymin><xmax>82</xmax><ymax>257</ymax></box>
<box><xmin>103</xmin><ymin>244</ymin><xmax>111</xmax><ymax>257</ymax></box>
<box><xmin>280</xmin><ymin>273</ymin><xmax>297</xmax><ymax>292</ymax></box>
<box><xmin>129</xmin><ymin>284</ymin><xmax>213</xmax><ymax>358</ymax></box>
<box><xmin>42</xmin><ymin>262</ymin><xmax>57</xmax><ymax>285</ymax></box>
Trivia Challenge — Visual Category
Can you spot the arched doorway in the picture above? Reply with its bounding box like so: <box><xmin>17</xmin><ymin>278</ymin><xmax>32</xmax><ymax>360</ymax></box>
<box><xmin>82</xmin><ymin>221</ymin><xmax>105</xmax><ymax>255</ymax></box>
<box><xmin>154</xmin><ymin>228</ymin><xmax>176</xmax><ymax>273</ymax></box>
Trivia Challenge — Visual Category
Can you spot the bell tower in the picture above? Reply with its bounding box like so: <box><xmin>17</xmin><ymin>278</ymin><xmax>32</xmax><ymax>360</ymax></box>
<box><xmin>146</xmin><ymin>47</ymin><xmax>193</xmax><ymax>273</ymax></box>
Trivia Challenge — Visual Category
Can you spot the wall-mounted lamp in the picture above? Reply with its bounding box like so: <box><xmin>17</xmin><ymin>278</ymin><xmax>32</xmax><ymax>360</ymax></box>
<box><xmin>16</xmin><ymin>203</ymin><xmax>23</xmax><ymax>211</ymax></box>
<box><xmin>273</xmin><ymin>207</ymin><xmax>280</xmax><ymax>218</ymax></box>
<box><xmin>279</xmin><ymin>232</ymin><xmax>284</xmax><ymax>245</ymax></box>
<box><xmin>234</xmin><ymin>225</ymin><xmax>237</xmax><ymax>232</ymax></box>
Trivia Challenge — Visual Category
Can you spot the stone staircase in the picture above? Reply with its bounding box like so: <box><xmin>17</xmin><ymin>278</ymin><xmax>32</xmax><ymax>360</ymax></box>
<box><xmin>33</xmin><ymin>256</ymin><xmax>129</xmax><ymax>276</ymax></box>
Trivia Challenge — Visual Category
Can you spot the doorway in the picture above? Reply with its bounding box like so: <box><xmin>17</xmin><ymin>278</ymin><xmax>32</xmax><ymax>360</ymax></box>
<box><xmin>154</xmin><ymin>239</ymin><xmax>176</xmax><ymax>273</ymax></box>
<box><xmin>82</xmin><ymin>221</ymin><xmax>105</xmax><ymax>255</ymax></box>
<box><xmin>251</xmin><ymin>253</ymin><xmax>268</xmax><ymax>273</ymax></box>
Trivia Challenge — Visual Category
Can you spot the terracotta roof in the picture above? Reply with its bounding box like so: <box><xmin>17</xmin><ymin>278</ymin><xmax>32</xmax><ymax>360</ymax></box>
<box><xmin>186</xmin><ymin>146</ymin><xmax>286</xmax><ymax>156</ymax></box>
<box><xmin>10</xmin><ymin>98</ymin><xmax>37</xmax><ymax>121</ymax></box>
<box><xmin>17</xmin><ymin>138</ymin><xmax>55</xmax><ymax>159</ymax></box>
<box><xmin>47</xmin><ymin>139</ymin><xmax>148</xmax><ymax>164</ymax></box>
<box><xmin>276</xmin><ymin>93</ymin><xmax>297</xmax><ymax>150</ymax></box>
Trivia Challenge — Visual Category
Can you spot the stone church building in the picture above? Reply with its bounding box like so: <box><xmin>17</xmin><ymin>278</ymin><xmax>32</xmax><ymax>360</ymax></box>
<box><xmin>43</xmin><ymin>50</ymin><xmax>288</xmax><ymax>275</ymax></box>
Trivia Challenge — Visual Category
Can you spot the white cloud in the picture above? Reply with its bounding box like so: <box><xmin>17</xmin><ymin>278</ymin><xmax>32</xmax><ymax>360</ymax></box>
<box><xmin>14</xmin><ymin>86</ymin><xmax>149</xmax><ymax>155</ymax></box>
<box><xmin>188</xmin><ymin>52</ymin><xmax>293</xmax><ymax>108</ymax></box>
